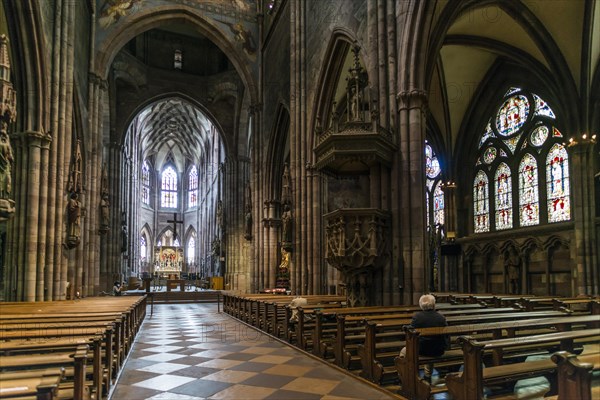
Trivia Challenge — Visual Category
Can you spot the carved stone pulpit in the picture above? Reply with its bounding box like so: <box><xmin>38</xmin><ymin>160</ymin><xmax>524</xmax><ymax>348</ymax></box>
<box><xmin>324</xmin><ymin>208</ymin><xmax>390</xmax><ymax>306</ymax></box>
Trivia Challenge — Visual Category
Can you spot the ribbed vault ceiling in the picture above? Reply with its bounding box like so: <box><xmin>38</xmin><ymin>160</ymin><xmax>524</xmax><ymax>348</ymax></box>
<box><xmin>133</xmin><ymin>98</ymin><xmax>215</xmax><ymax>168</ymax></box>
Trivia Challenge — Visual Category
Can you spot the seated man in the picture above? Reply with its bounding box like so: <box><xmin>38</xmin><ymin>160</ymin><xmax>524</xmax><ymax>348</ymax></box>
<box><xmin>113</xmin><ymin>281</ymin><xmax>123</xmax><ymax>296</ymax></box>
<box><xmin>399</xmin><ymin>294</ymin><xmax>448</xmax><ymax>381</ymax></box>
<box><xmin>288</xmin><ymin>296</ymin><xmax>308</xmax><ymax>323</ymax></box>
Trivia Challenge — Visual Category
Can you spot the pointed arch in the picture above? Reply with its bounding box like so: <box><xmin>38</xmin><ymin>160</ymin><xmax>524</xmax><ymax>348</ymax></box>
<box><xmin>518</xmin><ymin>153</ymin><xmax>539</xmax><ymax>226</ymax></box>
<box><xmin>310</xmin><ymin>29</ymin><xmax>356</xmax><ymax>140</ymax></box>
<box><xmin>494</xmin><ymin>162</ymin><xmax>513</xmax><ymax>230</ymax></box>
<box><xmin>265</xmin><ymin>104</ymin><xmax>290</xmax><ymax>200</ymax></box>
<box><xmin>546</xmin><ymin>143</ymin><xmax>570</xmax><ymax>222</ymax></box>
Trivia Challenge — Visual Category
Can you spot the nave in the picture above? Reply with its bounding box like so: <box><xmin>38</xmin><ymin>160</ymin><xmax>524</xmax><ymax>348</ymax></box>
<box><xmin>111</xmin><ymin>303</ymin><xmax>395</xmax><ymax>400</ymax></box>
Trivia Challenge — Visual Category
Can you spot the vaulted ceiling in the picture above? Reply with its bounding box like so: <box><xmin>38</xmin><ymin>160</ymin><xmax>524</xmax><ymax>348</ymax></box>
<box><xmin>428</xmin><ymin>1</ymin><xmax>598</xmax><ymax>156</ymax></box>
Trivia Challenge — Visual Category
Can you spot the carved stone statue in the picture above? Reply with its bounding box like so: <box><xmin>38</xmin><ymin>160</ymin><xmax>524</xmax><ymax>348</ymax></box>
<box><xmin>244</xmin><ymin>205</ymin><xmax>253</xmax><ymax>240</ymax></box>
<box><xmin>65</xmin><ymin>192</ymin><xmax>81</xmax><ymax>248</ymax></box>
<box><xmin>244</xmin><ymin>181</ymin><xmax>252</xmax><ymax>240</ymax></box>
<box><xmin>281</xmin><ymin>163</ymin><xmax>291</xmax><ymax>206</ymax></box>
<box><xmin>120</xmin><ymin>212</ymin><xmax>127</xmax><ymax>253</ymax></box>
<box><xmin>0</xmin><ymin>34</ymin><xmax>16</xmax><ymax>220</ymax></box>
<box><xmin>100</xmin><ymin>193</ymin><xmax>110</xmax><ymax>232</ymax></box>
<box><xmin>216</xmin><ymin>200</ymin><xmax>224</xmax><ymax>231</ymax></box>
<box><xmin>211</xmin><ymin>236</ymin><xmax>221</xmax><ymax>257</ymax></box>
<box><xmin>0</xmin><ymin>130</ymin><xmax>13</xmax><ymax>199</ymax></box>
<box><xmin>505</xmin><ymin>247</ymin><xmax>521</xmax><ymax>294</ymax></box>
<box><xmin>281</xmin><ymin>204</ymin><xmax>292</xmax><ymax>245</ymax></box>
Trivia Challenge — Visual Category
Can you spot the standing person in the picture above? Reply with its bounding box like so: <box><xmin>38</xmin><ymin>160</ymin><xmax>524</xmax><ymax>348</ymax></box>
<box><xmin>399</xmin><ymin>294</ymin><xmax>448</xmax><ymax>381</ymax></box>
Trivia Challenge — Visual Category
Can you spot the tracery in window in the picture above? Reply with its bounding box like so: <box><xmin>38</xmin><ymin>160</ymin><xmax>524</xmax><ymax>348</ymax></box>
<box><xmin>473</xmin><ymin>88</ymin><xmax>570</xmax><ymax>233</ymax></box>
<box><xmin>161</xmin><ymin>165</ymin><xmax>178</xmax><ymax>208</ymax></box>
<box><xmin>188</xmin><ymin>165</ymin><xmax>198</xmax><ymax>208</ymax></box>
<box><xmin>142</xmin><ymin>161</ymin><xmax>150</xmax><ymax>205</ymax></box>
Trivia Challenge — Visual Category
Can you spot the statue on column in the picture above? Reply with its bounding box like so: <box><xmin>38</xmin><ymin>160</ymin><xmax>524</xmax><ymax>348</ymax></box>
<box><xmin>216</xmin><ymin>200</ymin><xmax>224</xmax><ymax>232</ymax></box>
<box><xmin>65</xmin><ymin>138</ymin><xmax>83</xmax><ymax>249</ymax></box>
<box><xmin>99</xmin><ymin>164</ymin><xmax>109</xmax><ymax>234</ymax></box>
<box><xmin>281</xmin><ymin>163</ymin><xmax>293</xmax><ymax>249</ymax></box>
<box><xmin>0</xmin><ymin>34</ymin><xmax>16</xmax><ymax>220</ymax></box>
<box><xmin>65</xmin><ymin>192</ymin><xmax>81</xmax><ymax>249</ymax></box>
<box><xmin>244</xmin><ymin>181</ymin><xmax>252</xmax><ymax>240</ymax></box>
<box><xmin>281</xmin><ymin>163</ymin><xmax>291</xmax><ymax>206</ymax></box>
<box><xmin>281</xmin><ymin>204</ymin><xmax>292</xmax><ymax>245</ymax></box>
<box><xmin>120</xmin><ymin>212</ymin><xmax>128</xmax><ymax>253</ymax></box>
<box><xmin>505</xmin><ymin>247</ymin><xmax>521</xmax><ymax>294</ymax></box>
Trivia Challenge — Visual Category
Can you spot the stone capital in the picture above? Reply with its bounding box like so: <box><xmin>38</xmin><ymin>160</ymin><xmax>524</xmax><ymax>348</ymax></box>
<box><xmin>396</xmin><ymin>89</ymin><xmax>428</xmax><ymax>111</ymax></box>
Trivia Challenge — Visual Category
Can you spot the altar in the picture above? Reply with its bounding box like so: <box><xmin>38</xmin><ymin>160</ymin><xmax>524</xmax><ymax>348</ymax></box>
<box><xmin>153</xmin><ymin>246</ymin><xmax>183</xmax><ymax>276</ymax></box>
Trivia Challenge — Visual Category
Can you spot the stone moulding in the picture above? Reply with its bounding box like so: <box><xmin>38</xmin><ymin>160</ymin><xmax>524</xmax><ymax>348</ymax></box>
<box><xmin>313</xmin><ymin>122</ymin><xmax>396</xmax><ymax>174</ymax></box>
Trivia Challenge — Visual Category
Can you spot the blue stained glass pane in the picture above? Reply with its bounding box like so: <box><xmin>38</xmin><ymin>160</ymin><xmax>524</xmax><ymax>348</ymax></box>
<box><xmin>533</xmin><ymin>94</ymin><xmax>556</xmax><ymax>119</ymax></box>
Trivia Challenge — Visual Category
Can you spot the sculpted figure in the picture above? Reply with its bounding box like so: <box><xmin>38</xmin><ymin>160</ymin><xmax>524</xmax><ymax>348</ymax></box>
<box><xmin>0</xmin><ymin>131</ymin><xmax>13</xmax><ymax>199</ymax></box>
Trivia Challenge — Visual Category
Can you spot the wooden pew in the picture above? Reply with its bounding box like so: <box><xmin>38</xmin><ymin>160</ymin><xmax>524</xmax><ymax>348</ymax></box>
<box><xmin>0</xmin><ymin>344</ymin><xmax>90</xmax><ymax>400</ymax></box>
<box><xmin>445</xmin><ymin>329</ymin><xmax>600</xmax><ymax>400</ymax></box>
<box><xmin>396</xmin><ymin>314</ymin><xmax>600</xmax><ymax>400</ymax></box>
<box><xmin>358</xmin><ymin>310</ymin><xmax>570</xmax><ymax>385</ymax></box>
<box><xmin>551</xmin><ymin>350</ymin><xmax>600</xmax><ymax>400</ymax></box>
<box><xmin>0</xmin><ymin>368</ymin><xmax>64</xmax><ymax>400</ymax></box>
<box><xmin>0</xmin><ymin>296</ymin><xmax>144</xmax><ymax>398</ymax></box>
<box><xmin>0</xmin><ymin>335</ymin><xmax>106</xmax><ymax>399</ymax></box>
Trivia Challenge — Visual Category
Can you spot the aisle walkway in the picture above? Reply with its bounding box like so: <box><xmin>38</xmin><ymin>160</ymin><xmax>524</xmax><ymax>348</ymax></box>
<box><xmin>111</xmin><ymin>303</ymin><xmax>398</xmax><ymax>400</ymax></box>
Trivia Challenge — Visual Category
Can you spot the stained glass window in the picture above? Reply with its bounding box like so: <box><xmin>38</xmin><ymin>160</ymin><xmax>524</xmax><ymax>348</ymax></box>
<box><xmin>547</xmin><ymin>144</ymin><xmax>570</xmax><ymax>222</ymax></box>
<box><xmin>188</xmin><ymin>165</ymin><xmax>198</xmax><ymax>208</ymax></box>
<box><xmin>140</xmin><ymin>236</ymin><xmax>147</xmax><ymax>261</ymax></box>
<box><xmin>425</xmin><ymin>144</ymin><xmax>441</xmax><ymax>179</ymax></box>
<box><xmin>530</xmin><ymin>125</ymin><xmax>548</xmax><ymax>147</ymax></box>
<box><xmin>533</xmin><ymin>94</ymin><xmax>555</xmax><ymax>119</ymax></box>
<box><xmin>473</xmin><ymin>170</ymin><xmax>489</xmax><ymax>233</ymax></box>
<box><xmin>187</xmin><ymin>236</ymin><xmax>196</xmax><ymax>264</ymax></box>
<box><xmin>425</xmin><ymin>143</ymin><xmax>443</xmax><ymax>230</ymax></box>
<box><xmin>474</xmin><ymin>88</ymin><xmax>570</xmax><ymax>233</ymax></box>
<box><xmin>495</xmin><ymin>163</ymin><xmax>512</xmax><ymax>230</ymax></box>
<box><xmin>142</xmin><ymin>161</ymin><xmax>150</xmax><ymax>205</ymax></box>
<box><xmin>495</xmin><ymin>95</ymin><xmax>529</xmax><ymax>136</ymax></box>
<box><xmin>433</xmin><ymin>181</ymin><xmax>444</xmax><ymax>226</ymax></box>
<box><xmin>483</xmin><ymin>147</ymin><xmax>497</xmax><ymax>164</ymax></box>
<box><xmin>161</xmin><ymin>165</ymin><xmax>178</xmax><ymax>208</ymax></box>
<box><xmin>519</xmin><ymin>154</ymin><xmax>539</xmax><ymax>226</ymax></box>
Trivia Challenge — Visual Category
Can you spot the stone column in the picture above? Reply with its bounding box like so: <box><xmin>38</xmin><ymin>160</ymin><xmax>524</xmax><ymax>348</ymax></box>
<box><xmin>396</xmin><ymin>90</ymin><xmax>428</xmax><ymax>304</ymax></box>
<box><xmin>568</xmin><ymin>134</ymin><xmax>598</xmax><ymax>295</ymax></box>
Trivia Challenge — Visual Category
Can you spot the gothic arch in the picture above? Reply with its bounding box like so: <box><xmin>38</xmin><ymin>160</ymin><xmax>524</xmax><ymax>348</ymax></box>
<box><xmin>311</xmin><ymin>29</ymin><xmax>357</xmax><ymax>141</ymax></box>
<box><xmin>2</xmin><ymin>0</ymin><xmax>48</xmax><ymax>132</ymax></box>
<box><xmin>265</xmin><ymin>104</ymin><xmax>290</xmax><ymax>201</ymax></box>
<box><xmin>94</xmin><ymin>8</ymin><xmax>257</xmax><ymax>106</ymax></box>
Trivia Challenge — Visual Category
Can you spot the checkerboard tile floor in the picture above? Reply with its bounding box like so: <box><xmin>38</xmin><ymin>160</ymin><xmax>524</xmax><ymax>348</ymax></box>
<box><xmin>111</xmin><ymin>303</ymin><xmax>398</xmax><ymax>400</ymax></box>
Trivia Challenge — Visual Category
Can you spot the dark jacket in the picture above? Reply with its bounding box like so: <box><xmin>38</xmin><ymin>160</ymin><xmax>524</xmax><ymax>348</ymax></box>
<box><xmin>409</xmin><ymin>309</ymin><xmax>448</xmax><ymax>357</ymax></box>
